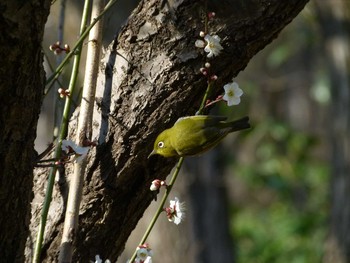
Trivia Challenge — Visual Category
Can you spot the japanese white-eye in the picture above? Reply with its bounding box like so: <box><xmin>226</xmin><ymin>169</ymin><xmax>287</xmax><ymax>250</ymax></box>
<box><xmin>149</xmin><ymin>115</ymin><xmax>250</xmax><ymax>158</ymax></box>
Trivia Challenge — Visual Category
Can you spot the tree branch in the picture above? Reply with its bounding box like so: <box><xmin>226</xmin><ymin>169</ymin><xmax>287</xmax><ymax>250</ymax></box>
<box><xmin>30</xmin><ymin>0</ymin><xmax>309</xmax><ymax>261</ymax></box>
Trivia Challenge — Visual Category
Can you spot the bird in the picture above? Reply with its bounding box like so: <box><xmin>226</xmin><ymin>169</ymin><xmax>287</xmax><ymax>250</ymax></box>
<box><xmin>149</xmin><ymin>115</ymin><xmax>250</xmax><ymax>158</ymax></box>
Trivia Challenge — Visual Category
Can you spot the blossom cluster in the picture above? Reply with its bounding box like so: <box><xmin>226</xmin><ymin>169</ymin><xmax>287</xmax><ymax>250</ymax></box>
<box><xmin>138</xmin><ymin>8</ymin><xmax>247</xmax><ymax>263</ymax></box>
<box><xmin>149</xmin><ymin>178</ymin><xmax>185</xmax><ymax>224</ymax></box>
<box><xmin>194</xmin><ymin>16</ymin><xmax>244</xmax><ymax>108</ymax></box>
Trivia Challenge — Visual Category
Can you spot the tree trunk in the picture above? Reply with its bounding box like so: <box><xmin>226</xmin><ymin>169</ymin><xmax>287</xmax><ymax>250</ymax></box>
<box><xmin>186</xmin><ymin>147</ymin><xmax>236</xmax><ymax>263</ymax></box>
<box><xmin>315</xmin><ymin>1</ymin><xmax>350</xmax><ymax>263</ymax></box>
<box><xmin>28</xmin><ymin>0</ymin><xmax>309</xmax><ymax>262</ymax></box>
<box><xmin>0</xmin><ymin>1</ymin><xmax>51</xmax><ymax>262</ymax></box>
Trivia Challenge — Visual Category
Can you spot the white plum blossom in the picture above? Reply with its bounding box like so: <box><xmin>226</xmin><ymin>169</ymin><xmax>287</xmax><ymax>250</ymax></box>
<box><xmin>195</xmin><ymin>34</ymin><xmax>223</xmax><ymax>58</ymax></box>
<box><xmin>165</xmin><ymin>197</ymin><xmax>185</xmax><ymax>225</ymax></box>
<box><xmin>135</xmin><ymin>244</ymin><xmax>153</xmax><ymax>263</ymax></box>
<box><xmin>136</xmin><ymin>248</ymin><xmax>149</xmax><ymax>261</ymax></box>
<box><xmin>204</xmin><ymin>34</ymin><xmax>223</xmax><ymax>58</ymax></box>
<box><xmin>223</xmin><ymin>82</ymin><xmax>243</xmax><ymax>106</ymax></box>
<box><xmin>61</xmin><ymin>139</ymin><xmax>90</xmax><ymax>163</ymax></box>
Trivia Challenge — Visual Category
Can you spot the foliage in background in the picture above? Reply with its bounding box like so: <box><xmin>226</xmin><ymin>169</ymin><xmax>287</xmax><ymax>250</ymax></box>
<box><xmin>231</xmin><ymin>120</ymin><xmax>328</xmax><ymax>263</ymax></box>
<box><xmin>219</xmin><ymin>6</ymin><xmax>329</xmax><ymax>263</ymax></box>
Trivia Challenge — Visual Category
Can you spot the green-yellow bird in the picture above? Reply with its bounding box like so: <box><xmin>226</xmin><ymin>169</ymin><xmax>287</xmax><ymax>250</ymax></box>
<box><xmin>149</xmin><ymin>115</ymin><xmax>250</xmax><ymax>158</ymax></box>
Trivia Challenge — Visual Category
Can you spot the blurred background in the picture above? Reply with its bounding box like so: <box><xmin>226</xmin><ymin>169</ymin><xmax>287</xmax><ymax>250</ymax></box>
<box><xmin>38</xmin><ymin>1</ymin><xmax>348</xmax><ymax>262</ymax></box>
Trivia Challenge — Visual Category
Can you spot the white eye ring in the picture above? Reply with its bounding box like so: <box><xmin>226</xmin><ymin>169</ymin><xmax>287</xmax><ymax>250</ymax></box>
<box><xmin>158</xmin><ymin>141</ymin><xmax>165</xmax><ymax>148</ymax></box>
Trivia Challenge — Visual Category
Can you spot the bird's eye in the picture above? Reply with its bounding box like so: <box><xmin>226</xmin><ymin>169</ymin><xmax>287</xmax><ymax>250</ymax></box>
<box><xmin>158</xmin><ymin>141</ymin><xmax>165</xmax><ymax>148</ymax></box>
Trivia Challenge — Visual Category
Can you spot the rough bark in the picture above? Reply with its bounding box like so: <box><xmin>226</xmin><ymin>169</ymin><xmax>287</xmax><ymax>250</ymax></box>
<box><xmin>315</xmin><ymin>1</ymin><xmax>350</xmax><ymax>263</ymax></box>
<box><xmin>0</xmin><ymin>0</ymin><xmax>51</xmax><ymax>262</ymax></box>
<box><xmin>29</xmin><ymin>0</ymin><xmax>309</xmax><ymax>262</ymax></box>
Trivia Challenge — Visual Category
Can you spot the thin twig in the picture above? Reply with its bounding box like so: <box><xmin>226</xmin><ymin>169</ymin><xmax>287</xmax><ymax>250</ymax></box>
<box><xmin>58</xmin><ymin>0</ymin><xmax>104</xmax><ymax>262</ymax></box>
<box><xmin>45</xmin><ymin>0</ymin><xmax>119</xmax><ymax>86</ymax></box>
<box><xmin>129</xmin><ymin>158</ymin><xmax>185</xmax><ymax>263</ymax></box>
<box><xmin>32</xmin><ymin>0</ymin><xmax>91</xmax><ymax>262</ymax></box>
<box><xmin>53</xmin><ymin>0</ymin><xmax>67</xmax><ymax>139</ymax></box>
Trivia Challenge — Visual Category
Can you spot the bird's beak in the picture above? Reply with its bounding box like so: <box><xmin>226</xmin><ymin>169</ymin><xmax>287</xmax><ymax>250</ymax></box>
<box><xmin>148</xmin><ymin>150</ymin><xmax>156</xmax><ymax>159</ymax></box>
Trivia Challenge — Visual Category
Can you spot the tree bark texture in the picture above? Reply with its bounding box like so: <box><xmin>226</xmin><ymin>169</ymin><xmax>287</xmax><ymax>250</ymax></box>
<box><xmin>29</xmin><ymin>0</ymin><xmax>309</xmax><ymax>262</ymax></box>
<box><xmin>0</xmin><ymin>0</ymin><xmax>51</xmax><ymax>262</ymax></box>
<box><xmin>315</xmin><ymin>1</ymin><xmax>350</xmax><ymax>263</ymax></box>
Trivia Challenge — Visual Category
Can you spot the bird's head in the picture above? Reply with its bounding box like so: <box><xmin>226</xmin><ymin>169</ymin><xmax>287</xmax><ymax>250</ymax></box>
<box><xmin>148</xmin><ymin>129</ymin><xmax>177</xmax><ymax>158</ymax></box>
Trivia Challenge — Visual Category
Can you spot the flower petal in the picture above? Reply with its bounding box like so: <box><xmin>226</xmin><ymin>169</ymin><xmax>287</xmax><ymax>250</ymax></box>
<box><xmin>233</xmin><ymin>86</ymin><xmax>243</xmax><ymax>97</ymax></box>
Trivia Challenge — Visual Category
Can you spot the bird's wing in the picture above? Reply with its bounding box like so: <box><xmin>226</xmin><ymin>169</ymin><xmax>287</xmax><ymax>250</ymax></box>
<box><xmin>173</xmin><ymin>125</ymin><xmax>227</xmax><ymax>156</ymax></box>
<box><xmin>175</xmin><ymin>115</ymin><xmax>227</xmax><ymax>127</ymax></box>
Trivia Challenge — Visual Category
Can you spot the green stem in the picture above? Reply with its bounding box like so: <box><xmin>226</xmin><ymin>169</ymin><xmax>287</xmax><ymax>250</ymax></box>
<box><xmin>197</xmin><ymin>80</ymin><xmax>213</xmax><ymax>115</ymax></box>
<box><xmin>129</xmin><ymin>81</ymin><xmax>213</xmax><ymax>262</ymax></box>
<box><xmin>129</xmin><ymin>157</ymin><xmax>184</xmax><ymax>263</ymax></box>
<box><xmin>129</xmin><ymin>74</ymin><xmax>213</xmax><ymax>262</ymax></box>
<box><xmin>129</xmin><ymin>3</ymin><xmax>212</xmax><ymax>259</ymax></box>
<box><xmin>32</xmin><ymin>0</ymin><xmax>90</xmax><ymax>261</ymax></box>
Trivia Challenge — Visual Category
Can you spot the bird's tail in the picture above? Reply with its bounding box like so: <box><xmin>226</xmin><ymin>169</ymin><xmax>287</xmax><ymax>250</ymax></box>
<box><xmin>228</xmin><ymin>116</ymin><xmax>250</xmax><ymax>132</ymax></box>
